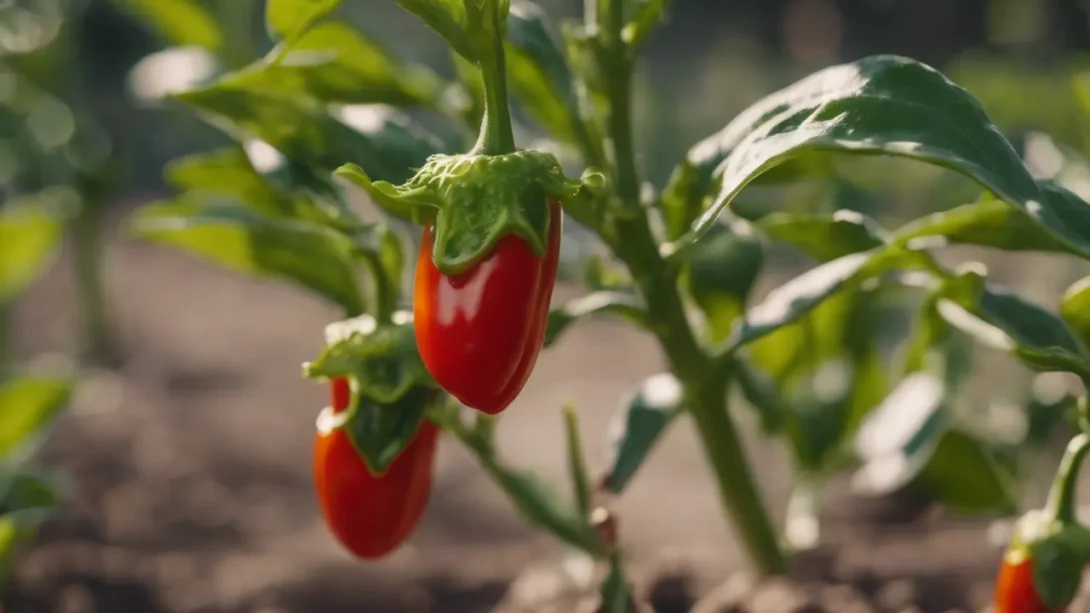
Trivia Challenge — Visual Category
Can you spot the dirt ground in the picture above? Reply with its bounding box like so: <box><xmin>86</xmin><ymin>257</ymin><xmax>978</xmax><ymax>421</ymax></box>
<box><xmin>3</xmin><ymin>205</ymin><xmax>1090</xmax><ymax>613</ymax></box>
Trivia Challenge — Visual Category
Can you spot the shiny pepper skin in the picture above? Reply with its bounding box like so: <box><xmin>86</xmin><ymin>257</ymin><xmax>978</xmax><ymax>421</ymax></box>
<box><xmin>414</xmin><ymin>199</ymin><xmax>562</xmax><ymax>414</ymax></box>
<box><xmin>313</xmin><ymin>377</ymin><xmax>437</xmax><ymax>559</ymax></box>
<box><xmin>995</xmin><ymin>549</ymin><xmax>1065</xmax><ymax>613</ymax></box>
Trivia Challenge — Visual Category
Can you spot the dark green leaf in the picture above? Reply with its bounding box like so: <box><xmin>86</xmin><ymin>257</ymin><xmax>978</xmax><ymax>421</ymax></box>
<box><xmin>1061</xmin><ymin>275</ymin><xmax>1090</xmax><ymax>352</ymax></box>
<box><xmin>938</xmin><ymin>271</ymin><xmax>1090</xmax><ymax>377</ymax></box>
<box><xmin>681</xmin><ymin>223</ymin><xmax>764</xmax><ymax>342</ymax></box>
<box><xmin>304</xmin><ymin>313</ymin><xmax>430</xmax><ymax>404</ymax></box>
<box><xmin>545</xmin><ymin>290</ymin><xmax>647</xmax><ymax>348</ymax></box>
<box><xmin>130</xmin><ymin>200</ymin><xmax>363</xmax><ymax>314</ymax></box>
<box><xmin>0</xmin><ymin>375</ymin><xmax>72</xmax><ymax>462</ymax></box>
<box><xmin>0</xmin><ymin>190</ymin><xmax>72</xmax><ymax>301</ymax></box>
<box><xmin>664</xmin><ymin>56</ymin><xmax>1090</xmax><ymax>262</ymax></box>
<box><xmin>602</xmin><ymin>373</ymin><xmax>682</xmax><ymax>494</ymax></box>
<box><xmin>176</xmin><ymin>84</ymin><xmax>445</xmax><ymax>185</ymax></box>
<box><xmin>109</xmin><ymin>0</ymin><xmax>221</xmax><ymax>50</ymax></box>
<box><xmin>237</xmin><ymin>21</ymin><xmax>442</xmax><ymax>107</ymax></box>
<box><xmin>506</xmin><ymin>1</ymin><xmax>579</xmax><ymax>143</ymax></box>
<box><xmin>266</xmin><ymin>0</ymin><xmax>341</xmax><ymax>40</ymax></box>
<box><xmin>1032</xmin><ymin>531</ymin><xmax>1086</xmax><ymax>609</ymax></box>
<box><xmin>734</xmin><ymin>355</ymin><xmax>785</xmax><ymax>433</ymax></box>
<box><xmin>334</xmin><ymin>386</ymin><xmax>430</xmax><ymax>474</ymax></box>
<box><xmin>756</xmin><ymin>210</ymin><xmax>887</xmax><ymax>262</ymax></box>
<box><xmin>165</xmin><ymin>147</ymin><xmax>294</xmax><ymax>217</ymax></box>
<box><xmin>599</xmin><ymin>553</ymin><xmax>632</xmax><ymax>613</ymax></box>
<box><xmin>0</xmin><ymin>469</ymin><xmax>60</xmax><ymax>520</ymax></box>
<box><xmin>914</xmin><ymin>429</ymin><xmax>1017</xmax><ymax>515</ymax></box>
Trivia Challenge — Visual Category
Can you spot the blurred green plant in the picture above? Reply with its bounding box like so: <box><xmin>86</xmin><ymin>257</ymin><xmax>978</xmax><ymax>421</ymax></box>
<box><xmin>112</xmin><ymin>0</ymin><xmax>1090</xmax><ymax>606</ymax></box>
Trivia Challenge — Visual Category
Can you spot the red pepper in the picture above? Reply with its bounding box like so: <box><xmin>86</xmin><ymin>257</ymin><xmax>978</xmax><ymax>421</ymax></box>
<box><xmin>313</xmin><ymin>377</ymin><xmax>437</xmax><ymax>559</ymax></box>
<box><xmin>414</xmin><ymin>199</ymin><xmax>562</xmax><ymax>414</ymax></box>
<box><xmin>994</xmin><ymin>548</ymin><xmax>1065</xmax><ymax>613</ymax></box>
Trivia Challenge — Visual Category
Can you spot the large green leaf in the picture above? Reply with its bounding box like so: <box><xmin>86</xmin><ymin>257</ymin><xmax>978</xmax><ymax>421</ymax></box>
<box><xmin>176</xmin><ymin>84</ymin><xmax>445</xmax><ymax>185</ymax></box>
<box><xmin>506</xmin><ymin>1</ymin><xmax>580</xmax><ymax>143</ymax></box>
<box><xmin>0</xmin><ymin>375</ymin><xmax>72</xmax><ymax>462</ymax></box>
<box><xmin>236</xmin><ymin>21</ymin><xmax>442</xmax><ymax>107</ymax></box>
<box><xmin>266</xmin><ymin>0</ymin><xmax>341</xmax><ymax>40</ymax></box>
<box><xmin>165</xmin><ymin>147</ymin><xmax>293</xmax><ymax>217</ymax></box>
<box><xmin>0</xmin><ymin>189</ymin><xmax>72</xmax><ymax>302</ymax></box>
<box><xmin>130</xmin><ymin>200</ymin><xmax>363</xmax><ymax>314</ymax></box>
<box><xmin>937</xmin><ymin>270</ymin><xmax>1090</xmax><ymax>377</ymax></box>
<box><xmin>664</xmin><ymin>55</ymin><xmax>1090</xmax><ymax>261</ymax></box>
<box><xmin>755</xmin><ymin>210</ymin><xmax>887</xmax><ymax>262</ymax></box>
<box><xmin>914</xmin><ymin>429</ymin><xmax>1017</xmax><ymax>515</ymax></box>
<box><xmin>680</xmin><ymin>223</ymin><xmax>764</xmax><ymax>342</ymax></box>
<box><xmin>601</xmin><ymin>373</ymin><xmax>682</xmax><ymax>494</ymax></box>
<box><xmin>109</xmin><ymin>0</ymin><xmax>221</xmax><ymax>50</ymax></box>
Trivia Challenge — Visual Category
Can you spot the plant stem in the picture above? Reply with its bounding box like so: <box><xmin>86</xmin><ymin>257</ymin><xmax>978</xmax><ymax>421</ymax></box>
<box><xmin>1046</xmin><ymin>432</ymin><xmax>1090</xmax><ymax>524</ymax></box>
<box><xmin>591</xmin><ymin>0</ymin><xmax>787</xmax><ymax>576</ymax></box>
<box><xmin>470</xmin><ymin>3</ymin><xmax>515</xmax><ymax>156</ymax></box>
<box><xmin>74</xmin><ymin>200</ymin><xmax>112</xmax><ymax>365</ymax></box>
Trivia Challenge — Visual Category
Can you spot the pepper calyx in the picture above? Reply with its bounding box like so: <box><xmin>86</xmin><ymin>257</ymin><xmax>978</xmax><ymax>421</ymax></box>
<box><xmin>1007</xmin><ymin>509</ymin><xmax>1090</xmax><ymax>609</ymax></box>
<box><xmin>337</xmin><ymin>150</ymin><xmax>590</xmax><ymax>275</ymax></box>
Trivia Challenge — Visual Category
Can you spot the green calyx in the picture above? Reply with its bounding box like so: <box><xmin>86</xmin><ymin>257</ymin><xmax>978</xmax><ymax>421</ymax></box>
<box><xmin>305</xmin><ymin>312</ymin><xmax>436</xmax><ymax>475</ymax></box>
<box><xmin>336</xmin><ymin>150</ymin><xmax>593</xmax><ymax>275</ymax></box>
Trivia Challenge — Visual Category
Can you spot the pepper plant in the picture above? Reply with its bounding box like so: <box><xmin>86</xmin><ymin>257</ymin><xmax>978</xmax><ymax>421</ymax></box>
<box><xmin>123</xmin><ymin>0</ymin><xmax>1090</xmax><ymax>608</ymax></box>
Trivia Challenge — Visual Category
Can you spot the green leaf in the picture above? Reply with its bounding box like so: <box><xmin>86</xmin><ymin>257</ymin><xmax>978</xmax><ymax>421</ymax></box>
<box><xmin>238</xmin><ymin>21</ymin><xmax>442</xmax><ymax>107</ymax></box>
<box><xmin>0</xmin><ymin>375</ymin><xmax>72</xmax><ymax>462</ymax></box>
<box><xmin>506</xmin><ymin>1</ymin><xmax>579</xmax><ymax>143</ymax></box>
<box><xmin>544</xmin><ymin>290</ymin><xmax>647</xmax><ymax>348</ymax></box>
<box><xmin>602</xmin><ymin>373</ymin><xmax>682</xmax><ymax>494</ymax></box>
<box><xmin>109</xmin><ymin>0</ymin><xmax>221</xmax><ymax>50</ymax></box>
<box><xmin>165</xmin><ymin>147</ymin><xmax>294</xmax><ymax>217</ymax></box>
<box><xmin>388</xmin><ymin>0</ymin><xmax>475</xmax><ymax>61</ymax></box>
<box><xmin>914</xmin><ymin>429</ymin><xmax>1017</xmax><ymax>515</ymax></box>
<box><xmin>599</xmin><ymin>553</ymin><xmax>632</xmax><ymax>613</ymax></box>
<box><xmin>0</xmin><ymin>469</ymin><xmax>60</xmax><ymax>520</ymax></box>
<box><xmin>664</xmin><ymin>55</ymin><xmax>1090</xmax><ymax>261</ymax></box>
<box><xmin>756</xmin><ymin>210</ymin><xmax>887</xmax><ymax>262</ymax></box>
<box><xmin>725</xmin><ymin>247</ymin><xmax>900</xmax><ymax>352</ymax></box>
<box><xmin>894</xmin><ymin>186</ymin><xmax>1082</xmax><ymax>255</ymax></box>
<box><xmin>266</xmin><ymin>0</ymin><xmax>341</xmax><ymax>40</ymax></box>
<box><xmin>176</xmin><ymin>83</ymin><xmax>445</xmax><ymax>185</ymax></box>
<box><xmin>304</xmin><ymin>313</ymin><xmax>431</xmax><ymax>404</ymax></box>
<box><xmin>681</xmin><ymin>222</ymin><xmax>764</xmax><ymax>343</ymax></box>
<box><xmin>130</xmin><ymin>200</ymin><xmax>364</xmax><ymax>314</ymax></box>
<box><xmin>0</xmin><ymin>189</ymin><xmax>72</xmax><ymax>302</ymax></box>
<box><xmin>937</xmin><ymin>270</ymin><xmax>1090</xmax><ymax>377</ymax></box>
<box><xmin>1061</xmin><ymin>275</ymin><xmax>1090</xmax><ymax>353</ymax></box>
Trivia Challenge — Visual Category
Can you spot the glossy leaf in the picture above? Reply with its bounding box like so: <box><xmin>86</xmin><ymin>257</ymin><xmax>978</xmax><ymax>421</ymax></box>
<box><xmin>894</xmin><ymin>186</ymin><xmax>1080</xmax><ymax>255</ymax></box>
<box><xmin>725</xmin><ymin>248</ymin><xmax>899</xmax><ymax>353</ymax></box>
<box><xmin>506</xmin><ymin>1</ymin><xmax>579</xmax><ymax>143</ymax></box>
<box><xmin>266</xmin><ymin>0</ymin><xmax>341</xmax><ymax>40</ymax></box>
<box><xmin>130</xmin><ymin>200</ymin><xmax>363</xmax><ymax>314</ymax></box>
<box><xmin>176</xmin><ymin>83</ymin><xmax>445</xmax><ymax>185</ymax></box>
<box><xmin>756</xmin><ymin>210</ymin><xmax>887</xmax><ymax>262</ymax></box>
<box><xmin>0</xmin><ymin>190</ymin><xmax>71</xmax><ymax>302</ymax></box>
<box><xmin>109</xmin><ymin>0</ymin><xmax>221</xmax><ymax>50</ymax></box>
<box><xmin>304</xmin><ymin>314</ymin><xmax>431</xmax><ymax>405</ymax></box>
<box><xmin>938</xmin><ymin>271</ymin><xmax>1090</xmax><ymax>377</ymax></box>
<box><xmin>602</xmin><ymin>373</ymin><xmax>682</xmax><ymax>494</ymax></box>
<box><xmin>681</xmin><ymin>222</ymin><xmax>764</xmax><ymax>342</ymax></box>
<box><xmin>664</xmin><ymin>55</ymin><xmax>1090</xmax><ymax>262</ymax></box>
<box><xmin>544</xmin><ymin>290</ymin><xmax>647</xmax><ymax>348</ymax></box>
<box><xmin>1061</xmin><ymin>275</ymin><xmax>1090</xmax><ymax>352</ymax></box>
<box><xmin>0</xmin><ymin>375</ymin><xmax>72</xmax><ymax>461</ymax></box>
<box><xmin>235</xmin><ymin>22</ymin><xmax>442</xmax><ymax>107</ymax></box>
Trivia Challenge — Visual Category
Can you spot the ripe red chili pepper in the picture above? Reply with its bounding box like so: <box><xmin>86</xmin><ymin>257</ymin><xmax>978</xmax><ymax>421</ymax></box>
<box><xmin>313</xmin><ymin>377</ymin><xmax>437</xmax><ymax>559</ymax></box>
<box><xmin>995</xmin><ymin>548</ymin><xmax>1065</xmax><ymax>613</ymax></box>
<box><xmin>414</xmin><ymin>199</ymin><xmax>562</xmax><ymax>414</ymax></box>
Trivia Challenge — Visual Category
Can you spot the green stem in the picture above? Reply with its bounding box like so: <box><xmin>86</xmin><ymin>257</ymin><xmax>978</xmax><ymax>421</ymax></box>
<box><xmin>1045</xmin><ymin>432</ymin><xmax>1090</xmax><ymax>524</ymax></box>
<box><xmin>470</xmin><ymin>5</ymin><xmax>515</xmax><ymax>156</ymax></box>
<box><xmin>73</xmin><ymin>201</ymin><xmax>112</xmax><ymax>365</ymax></box>
<box><xmin>591</xmin><ymin>0</ymin><xmax>786</xmax><ymax>576</ymax></box>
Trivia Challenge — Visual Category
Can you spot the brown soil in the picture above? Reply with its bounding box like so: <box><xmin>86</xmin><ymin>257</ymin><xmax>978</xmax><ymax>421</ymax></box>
<box><xmin>2</xmin><ymin>205</ymin><xmax>1088</xmax><ymax>613</ymax></box>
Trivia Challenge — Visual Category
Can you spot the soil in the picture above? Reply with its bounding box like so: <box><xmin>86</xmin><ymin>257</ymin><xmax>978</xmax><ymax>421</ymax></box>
<box><xmin>3</xmin><ymin>204</ymin><xmax>1089</xmax><ymax>613</ymax></box>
